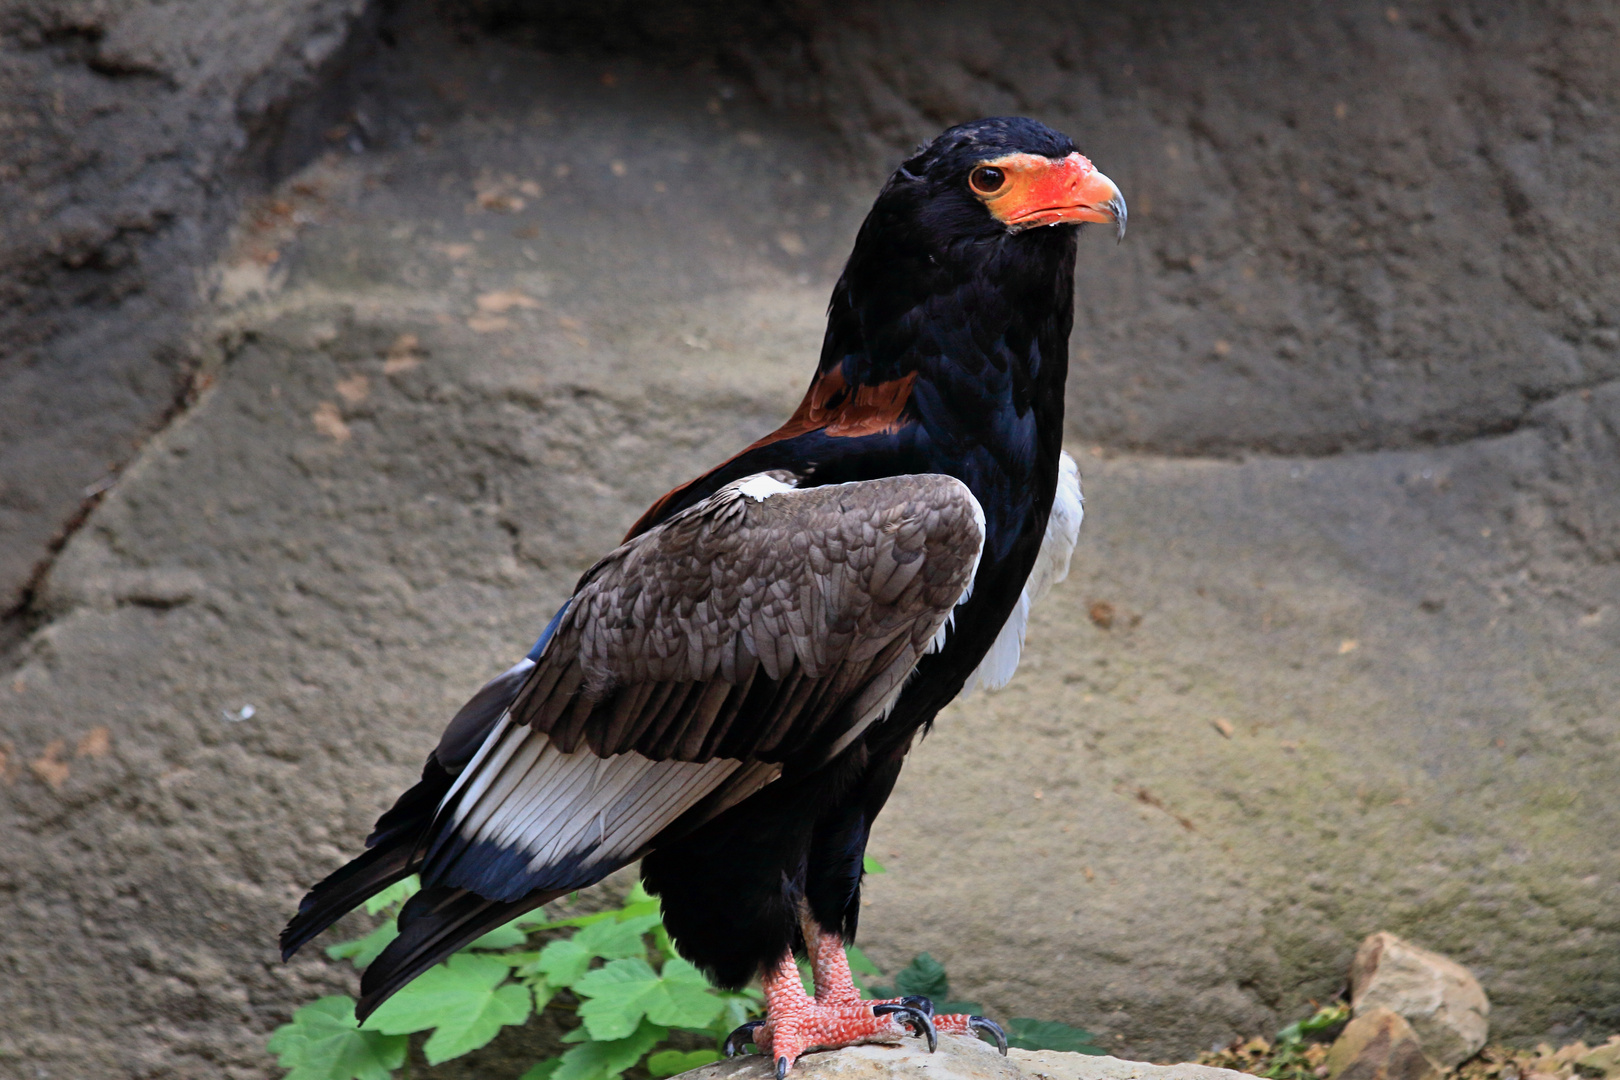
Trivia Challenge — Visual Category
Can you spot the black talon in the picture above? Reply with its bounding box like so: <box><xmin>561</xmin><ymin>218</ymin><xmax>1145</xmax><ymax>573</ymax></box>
<box><xmin>724</xmin><ymin>1020</ymin><xmax>765</xmax><ymax>1057</ymax></box>
<box><xmin>775</xmin><ymin>1056</ymin><xmax>790</xmax><ymax>1080</ymax></box>
<box><xmin>968</xmin><ymin>1016</ymin><xmax>1009</xmax><ymax>1055</ymax></box>
<box><xmin>900</xmin><ymin>995</ymin><xmax>935</xmax><ymax>1018</ymax></box>
<box><xmin>873</xmin><ymin>1003</ymin><xmax>938</xmax><ymax>1053</ymax></box>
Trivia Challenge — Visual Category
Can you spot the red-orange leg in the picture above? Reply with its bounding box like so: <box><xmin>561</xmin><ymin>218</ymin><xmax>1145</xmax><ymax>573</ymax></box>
<box><xmin>723</xmin><ymin>952</ymin><xmax>927</xmax><ymax>1078</ymax></box>
<box><xmin>723</xmin><ymin>930</ymin><xmax>1005</xmax><ymax>1077</ymax></box>
<box><xmin>807</xmin><ymin>929</ymin><xmax>1005</xmax><ymax>1053</ymax></box>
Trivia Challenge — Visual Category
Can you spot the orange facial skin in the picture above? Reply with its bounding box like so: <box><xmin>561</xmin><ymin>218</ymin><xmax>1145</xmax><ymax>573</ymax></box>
<box><xmin>971</xmin><ymin>151</ymin><xmax>1126</xmax><ymax>237</ymax></box>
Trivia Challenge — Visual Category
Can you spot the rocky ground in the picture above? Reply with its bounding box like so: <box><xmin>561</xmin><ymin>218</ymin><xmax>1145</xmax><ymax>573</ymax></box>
<box><xmin>689</xmin><ymin>1036</ymin><xmax>1249</xmax><ymax>1080</ymax></box>
<box><xmin>2</xmin><ymin>1</ymin><xmax>1618</xmax><ymax>1077</ymax></box>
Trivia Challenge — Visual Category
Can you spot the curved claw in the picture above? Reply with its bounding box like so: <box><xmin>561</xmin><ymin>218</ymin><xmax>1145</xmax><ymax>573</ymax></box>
<box><xmin>873</xmin><ymin>1003</ymin><xmax>938</xmax><ymax>1052</ymax></box>
<box><xmin>724</xmin><ymin>1020</ymin><xmax>766</xmax><ymax>1057</ymax></box>
<box><xmin>776</xmin><ymin>1057</ymin><xmax>791</xmax><ymax>1080</ymax></box>
<box><xmin>899</xmin><ymin>994</ymin><xmax>935</xmax><ymax>1018</ymax></box>
<box><xmin>968</xmin><ymin>1016</ymin><xmax>1009</xmax><ymax>1055</ymax></box>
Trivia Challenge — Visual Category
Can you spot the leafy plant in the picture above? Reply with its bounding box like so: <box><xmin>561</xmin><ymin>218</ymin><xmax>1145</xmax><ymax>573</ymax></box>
<box><xmin>269</xmin><ymin>859</ymin><xmax>1105</xmax><ymax>1080</ymax></box>
<box><xmin>1199</xmin><ymin>1002</ymin><xmax>1351</xmax><ymax>1080</ymax></box>
<box><xmin>267</xmin><ymin>998</ymin><xmax>407</xmax><ymax>1080</ymax></box>
<box><xmin>868</xmin><ymin>954</ymin><xmax>1105</xmax><ymax>1055</ymax></box>
<box><xmin>1006</xmin><ymin>1018</ymin><xmax>1107</xmax><ymax>1054</ymax></box>
<box><xmin>268</xmin><ymin>877</ymin><xmax>760</xmax><ymax>1080</ymax></box>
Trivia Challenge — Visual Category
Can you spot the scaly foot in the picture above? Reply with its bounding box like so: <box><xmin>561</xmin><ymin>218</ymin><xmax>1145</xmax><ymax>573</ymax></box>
<box><xmin>724</xmin><ymin>930</ymin><xmax>1006</xmax><ymax>1075</ymax></box>
<box><xmin>725</xmin><ymin>952</ymin><xmax>934</xmax><ymax>1077</ymax></box>
<box><xmin>805</xmin><ymin>927</ymin><xmax>1006</xmax><ymax>1055</ymax></box>
<box><xmin>915</xmin><ymin>1000</ymin><xmax>1009</xmax><ymax>1054</ymax></box>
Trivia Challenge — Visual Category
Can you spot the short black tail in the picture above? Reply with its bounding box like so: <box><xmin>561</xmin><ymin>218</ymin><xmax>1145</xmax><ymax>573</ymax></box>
<box><xmin>282</xmin><ymin>658</ymin><xmax>567</xmax><ymax>1016</ymax></box>
<box><xmin>281</xmin><ymin>760</ymin><xmax>565</xmax><ymax>1019</ymax></box>
<box><xmin>280</xmin><ymin>842</ymin><xmax>416</xmax><ymax>960</ymax></box>
<box><xmin>356</xmin><ymin>883</ymin><xmax>565</xmax><ymax>1019</ymax></box>
<box><xmin>279</xmin><ymin>755</ymin><xmax>454</xmax><ymax>961</ymax></box>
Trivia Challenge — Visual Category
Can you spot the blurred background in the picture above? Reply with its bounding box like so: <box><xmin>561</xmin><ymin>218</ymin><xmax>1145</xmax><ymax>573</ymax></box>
<box><xmin>2</xmin><ymin>0</ymin><xmax>1618</xmax><ymax>1076</ymax></box>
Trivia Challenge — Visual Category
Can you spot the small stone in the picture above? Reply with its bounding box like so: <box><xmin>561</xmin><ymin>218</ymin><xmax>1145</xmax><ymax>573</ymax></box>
<box><xmin>1577</xmin><ymin>1037</ymin><xmax>1620</xmax><ymax>1079</ymax></box>
<box><xmin>1325</xmin><ymin>1007</ymin><xmax>1441</xmax><ymax>1080</ymax></box>
<box><xmin>1350</xmin><ymin>932</ymin><xmax>1490</xmax><ymax>1067</ymax></box>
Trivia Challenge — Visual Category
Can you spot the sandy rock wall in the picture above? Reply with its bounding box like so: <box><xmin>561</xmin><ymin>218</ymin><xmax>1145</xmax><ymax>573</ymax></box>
<box><xmin>0</xmin><ymin>0</ymin><xmax>369</xmax><ymax>619</ymax></box>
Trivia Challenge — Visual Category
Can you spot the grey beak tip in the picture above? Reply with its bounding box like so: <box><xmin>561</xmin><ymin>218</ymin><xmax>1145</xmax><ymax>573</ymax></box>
<box><xmin>1111</xmin><ymin>196</ymin><xmax>1128</xmax><ymax>243</ymax></box>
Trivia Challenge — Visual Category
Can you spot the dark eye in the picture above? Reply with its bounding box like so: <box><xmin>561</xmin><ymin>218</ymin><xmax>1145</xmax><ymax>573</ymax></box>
<box><xmin>969</xmin><ymin>166</ymin><xmax>1007</xmax><ymax>194</ymax></box>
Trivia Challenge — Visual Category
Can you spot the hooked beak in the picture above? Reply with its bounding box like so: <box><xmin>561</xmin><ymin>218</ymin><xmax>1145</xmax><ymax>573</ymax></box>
<box><xmin>1087</xmin><ymin>174</ymin><xmax>1129</xmax><ymax>243</ymax></box>
<box><xmin>985</xmin><ymin>152</ymin><xmax>1127</xmax><ymax>241</ymax></box>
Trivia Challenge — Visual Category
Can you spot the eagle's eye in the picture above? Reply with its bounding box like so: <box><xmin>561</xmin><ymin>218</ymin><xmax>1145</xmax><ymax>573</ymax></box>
<box><xmin>969</xmin><ymin>166</ymin><xmax>1007</xmax><ymax>195</ymax></box>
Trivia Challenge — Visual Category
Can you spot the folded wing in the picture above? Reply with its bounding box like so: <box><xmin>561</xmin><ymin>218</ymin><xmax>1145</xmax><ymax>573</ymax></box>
<box><xmin>284</xmin><ymin>470</ymin><xmax>984</xmax><ymax>1015</ymax></box>
<box><xmin>424</xmin><ymin>471</ymin><xmax>985</xmax><ymax>901</ymax></box>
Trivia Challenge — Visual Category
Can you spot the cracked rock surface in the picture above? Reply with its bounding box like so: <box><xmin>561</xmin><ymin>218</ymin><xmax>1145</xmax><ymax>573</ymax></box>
<box><xmin>0</xmin><ymin>0</ymin><xmax>370</xmax><ymax>619</ymax></box>
<box><xmin>2</xmin><ymin>1</ymin><xmax>1619</xmax><ymax>1077</ymax></box>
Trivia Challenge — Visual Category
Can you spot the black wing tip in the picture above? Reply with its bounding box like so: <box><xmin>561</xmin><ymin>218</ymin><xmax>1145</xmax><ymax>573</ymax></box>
<box><xmin>355</xmin><ymin>885</ymin><xmax>566</xmax><ymax>1017</ymax></box>
<box><xmin>279</xmin><ymin>900</ymin><xmax>329</xmax><ymax>961</ymax></box>
<box><xmin>278</xmin><ymin>843</ymin><xmax>417</xmax><ymax>963</ymax></box>
<box><xmin>279</xmin><ymin>896</ymin><xmax>349</xmax><ymax>962</ymax></box>
<box><xmin>280</xmin><ymin>897</ymin><xmax>332</xmax><ymax>960</ymax></box>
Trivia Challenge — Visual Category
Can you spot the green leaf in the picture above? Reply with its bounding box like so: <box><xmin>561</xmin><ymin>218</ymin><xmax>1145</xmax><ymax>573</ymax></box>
<box><xmin>577</xmin><ymin>913</ymin><xmax>662</xmax><ymax>958</ymax></box>
<box><xmin>531</xmin><ymin>974</ymin><xmax>556</xmax><ymax>1012</ymax></box>
<box><xmin>862</xmin><ymin>855</ymin><xmax>887</xmax><ymax>874</ymax></box>
<box><xmin>536</xmin><ymin>938</ymin><xmax>594</xmax><ymax>988</ymax></box>
<box><xmin>520</xmin><ymin>1060</ymin><xmax>563</xmax><ymax>1080</ymax></box>
<box><xmin>893</xmin><ymin>953</ymin><xmax>951</xmax><ymax>1000</ymax></box>
<box><xmin>364</xmin><ymin>876</ymin><xmax>420</xmax><ymax>916</ymax></box>
<box><xmin>620</xmin><ymin>880</ymin><xmax>663</xmax><ymax>919</ymax></box>
<box><xmin>521</xmin><ymin>910</ymin><xmax>616</xmax><ymax>931</ymax></box>
<box><xmin>845</xmin><ymin>945</ymin><xmax>882</xmax><ymax>976</ymax></box>
<box><xmin>704</xmin><ymin>990</ymin><xmax>763</xmax><ymax>1042</ymax></box>
<box><xmin>470</xmin><ymin>922</ymin><xmax>530</xmax><ymax>950</ymax></box>
<box><xmin>536</xmin><ymin>914</ymin><xmax>661</xmax><ymax>989</ymax></box>
<box><xmin>845</xmin><ymin>945</ymin><xmax>883</xmax><ymax>998</ymax></box>
<box><xmin>521</xmin><ymin>896</ymin><xmax>658</xmax><ymax>933</ymax></box>
<box><xmin>361</xmin><ymin>952</ymin><xmax>530</xmax><ymax>1064</ymax></box>
<box><xmin>1277</xmin><ymin>1002</ymin><xmax>1350</xmax><ymax>1045</ymax></box>
<box><xmin>554</xmin><ymin>1019</ymin><xmax>667</xmax><ymax>1080</ymax></box>
<box><xmin>647</xmin><ymin>1050</ymin><xmax>721</xmax><ymax>1077</ymax></box>
<box><xmin>1007</xmin><ymin>1018</ymin><xmax>1106</xmax><ymax>1054</ymax></box>
<box><xmin>574</xmin><ymin>957</ymin><xmax>724</xmax><ymax>1040</ymax></box>
<box><xmin>325</xmin><ymin>921</ymin><xmax>398</xmax><ymax>969</ymax></box>
<box><xmin>868</xmin><ymin>954</ymin><xmax>977</xmax><ymax>1012</ymax></box>
<box><xmin>267</xmin><ymin>997</ymin><xmax>407</xmax><ymax>1080</ymax></box>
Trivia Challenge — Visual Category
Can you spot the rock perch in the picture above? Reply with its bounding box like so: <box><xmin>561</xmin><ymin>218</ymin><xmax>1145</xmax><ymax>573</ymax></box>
<box><xmin>684</xmin><ymin>1035</ymin><xmax>1252</xmax><ymax>1080</ymax></box>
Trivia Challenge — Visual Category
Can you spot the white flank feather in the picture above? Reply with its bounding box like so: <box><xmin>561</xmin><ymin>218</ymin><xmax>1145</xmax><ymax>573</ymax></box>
<box><xmin>959</xmin><ymin>450</ymin><xmax>1084</xmax><ymax>695</ymax></box>
<box><xmin>1027</xmin><ymin>451</ymin><xmax>1084</xmax><ymax>603</ymax></box>
<box><xmin>735</xmin><ymin>474</ymin><xmax>798</xmax><ymax>501</ymax></box>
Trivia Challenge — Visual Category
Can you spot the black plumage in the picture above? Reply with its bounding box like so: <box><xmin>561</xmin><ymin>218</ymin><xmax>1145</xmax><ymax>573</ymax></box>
<box><xmin>282</xmin><ymin>115</ymin><xmax>1123</xmax><ymax>1024</ymax></box>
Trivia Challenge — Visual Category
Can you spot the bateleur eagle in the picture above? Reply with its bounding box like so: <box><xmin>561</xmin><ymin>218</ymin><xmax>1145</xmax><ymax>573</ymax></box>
<box><xmin>282</xmin><ymin>115</ymin><xmax>1125</xmax><ymax>1074</ymax></box>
